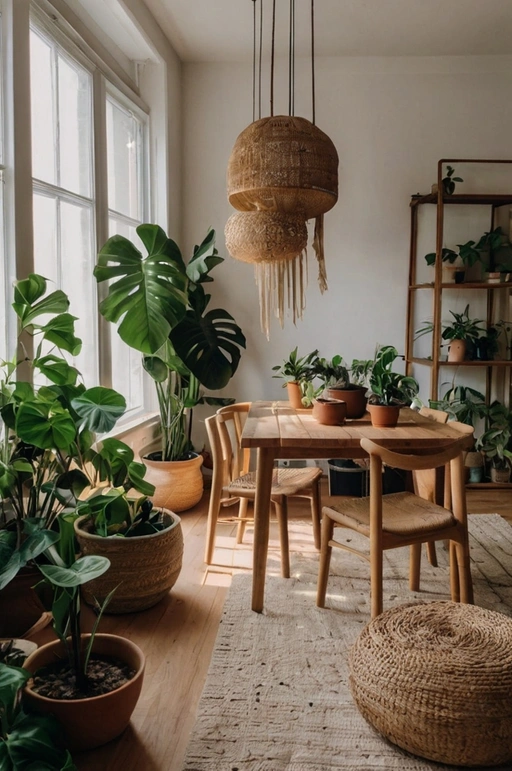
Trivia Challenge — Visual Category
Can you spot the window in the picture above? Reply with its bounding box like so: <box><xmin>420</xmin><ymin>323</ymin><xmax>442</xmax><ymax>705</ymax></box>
<box><xmin>106</xmin><ymin>92</ymin><xmax>148</xmax><ymax>415</ymax></box>
<box><xmin>30</xmin><ymin>25</ymin><xmax>97</xmax><ymax>385</ymax></box>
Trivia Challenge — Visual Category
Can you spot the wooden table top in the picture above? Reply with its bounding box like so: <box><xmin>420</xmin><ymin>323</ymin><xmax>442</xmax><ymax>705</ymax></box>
<box><xmin>241</xmin><ymin>401</ymin><xmax>468</xmax><ymax>452</ymax></box>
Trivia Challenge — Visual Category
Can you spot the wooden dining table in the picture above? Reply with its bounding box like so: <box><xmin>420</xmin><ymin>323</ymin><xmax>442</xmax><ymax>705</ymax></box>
<box><xmin>241</xmin><ymin>401</ymin><xmax>471</xmax><ymax>612</ymax></box>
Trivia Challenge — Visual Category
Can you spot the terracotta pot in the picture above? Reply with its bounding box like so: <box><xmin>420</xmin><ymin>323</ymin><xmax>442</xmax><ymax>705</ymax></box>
<box><xmin>286</xmin><ymin>381</ymin><xmax>309</xmax><ymax>409</ymax></box>
<box><xmin>325</xmin><ymin>385</ymin><xmax>367</xmax><ymax>419</ymax></box>
<box><xmin>442</xmin><ymin>265</ymin><xmax>465</xmax><ymax>284</ymax></box>
<box><xmin>0</xmin><ymin>567</ymin><xmax>52</xmax><ymax>638</ymax></box>
<box><xmin>74</xmin><ymin>510</ymin><xmax>183</xmax><ymax>613</ymax></box>
<box><xmin>490</xmin><ymin>466</ymin><xmax>511</xmax><ymax>484</ymax></box>
<box><xmin>312</xmin><ymin>398</ymin><xmax>347</xmax><ymax>426</ymax></box>
<box><xmin>141</xmin><ymin>451</ymin><xmax>203</xmax><ymax>511</ymax></box>
<box><xmin>23</xmin><ymin>633</ymin><xmax>145</xmax><ymax>752</ymax></box>
<box><xmin>447</xmin><ymin>339</ymin><xmax>466</xmax><ymax>362</ymax></box>
<box><xmin>367</xmin><ymin>404</ymin><xmax>401</xmax><ymax>428</ymax></box>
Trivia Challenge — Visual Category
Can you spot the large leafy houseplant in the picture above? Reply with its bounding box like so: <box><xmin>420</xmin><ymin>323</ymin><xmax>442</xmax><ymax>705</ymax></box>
<box><xmin>475</xmin><ymin>402</ymin><xmax>512</xmax><ymax>475</ymax></box>
<box><xmin>365</xmin><ymin>345</ymin><xmax>419</xmax><ymax>407</ymax></box>
<box><xmin>0</xmin><ymin>274</ymin><xmax>153</xmax><ymax>599</ymax></box>
<box><xmin>94</xmin><ymin>226</ymin><xmax>246</xmax><ymax>462</ymax></box>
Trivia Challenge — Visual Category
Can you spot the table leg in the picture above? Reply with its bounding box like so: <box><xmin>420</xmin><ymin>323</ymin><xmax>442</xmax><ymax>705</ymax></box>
<box><xmin>252</xmin><ymin>447</ymin><xmax>276</xmax><ymax>612</ymax></box>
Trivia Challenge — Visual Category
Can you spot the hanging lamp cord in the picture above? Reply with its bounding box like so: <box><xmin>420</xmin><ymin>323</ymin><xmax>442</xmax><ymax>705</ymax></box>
<box><xmin>252</xmin><ymin>0</ymin><xmax>256</xmax><ymax>122</ymax></box>
<box><xmin>270</xmin><ymin>0</ymin><xmax>276</xmax><ymax>116</ymax></box>
<box><xmin>288</xmin><ymin>0</ymin><xmax>295</xmax><ymax>115</ymax></box>
<box><xmin>311</xmin><ymin>0</ymin><xmax>316</xmax><ymax>124</ymax></box>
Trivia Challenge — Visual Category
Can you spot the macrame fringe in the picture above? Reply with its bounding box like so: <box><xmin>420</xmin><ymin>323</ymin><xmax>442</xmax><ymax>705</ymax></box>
<box><xmin>255</xmin><ymin>251</ymin><xmax>308</xmax><ymax>339</ymax></box>
<box><xmin>313</xmin><ymin>214</ymin><xmax>328</xmax><ymax>293</ymax></box>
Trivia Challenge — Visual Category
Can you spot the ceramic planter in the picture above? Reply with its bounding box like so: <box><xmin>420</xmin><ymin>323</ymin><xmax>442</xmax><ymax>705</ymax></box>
<box><xmin>23</xmin><ymin>633</ymin><xmax>145</xmax><ymax>752</ymax></box>
<box><xmin>442</xmin><ymin>265</ymin><xmax>465</xmax><ymax>284</ymax></box>
<box><xmin>447</xmin><ymin>339</ymin><xmax>466</xmax><ymax>362</ymax></box>
<box><xmin>141</xmin><ymin>450</ymin><xmax>203</xmax><ymax>511</ymax></box>
<box><xmin>367</xmin><ymin>404</ymin><xmax>401</xmax><ymax>428</ymax></box>
<box><xmin>312</xmin><ymin>398</ymin><xmax>347</xmax><ymax>426</ymax></box>
<box><xmin>490</xmin><ymin>466</ymin><xmax>511</xmax><ymax>484</ymax></box>
<box><xmin>74</xmin><ymin>510</ymin><xmax>183</xmax><ymax>613</ymax></box>
<box><xmin>286</xmin><ymin>381</ymin><xmax>312</xmax><ymax>409</ymax></box>
<box><xmin>325</xmin><ymin>385</ymin><xmax>367</xmax><ymax>419</ymax></box>
<box><xmin>0</xmin><ymin>567</ymin><xmax>52</xmax><ymax>639</ymax></box>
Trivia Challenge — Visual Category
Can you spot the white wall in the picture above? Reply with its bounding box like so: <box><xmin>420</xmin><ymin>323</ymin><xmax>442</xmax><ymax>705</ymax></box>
<box><xmin>182</xmin><ymin>55</ymin><xmax>512</xmax><ymax>413</ymax></box>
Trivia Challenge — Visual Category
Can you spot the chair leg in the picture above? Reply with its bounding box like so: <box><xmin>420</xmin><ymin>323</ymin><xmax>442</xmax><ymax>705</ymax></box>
<box><xmin>310</xmin><ymin>477</ymin><xmax>322</xmax><ymax>550</ymax></box>
<box><xmin>426</xmin><ymin>541</ymin><xmax>438</xmax><ymax>567</ymax></box>
<box><xmin>409</xmin><ymin>543</ymin><xmax>422</xmax><ymax>592</ymax></box>
<box><xmin>370</xmin><ymin>538</ymin><xmax>383</xmax><ymax>619</ymax></box>
<box><xmin>236</xmin><ymin>497</ymin><xmax>250</xmax><ymax>544</ymax></box>
<box><xmin>455</xmin><ymin>537</ymin><xmax>474</xmax><ymax>605</ymax></box>
<box><xmin>275</xmin><ymin>496</ymin><xmax>290</xmax><ymax>578</ymax></box>
<box><xmin>449</xmin><ymin>540</ymin><xmax>461</xmax><ymax>603</ymax></box>
<box><xmin>316</xmin><ymin>514</ymin><xmax>334</xmax><ymax>607</ymax></box>
<box><xmin>204</xmin><ymin>473</ymin><xmax>223</xmax><ymax>565</ymax></box>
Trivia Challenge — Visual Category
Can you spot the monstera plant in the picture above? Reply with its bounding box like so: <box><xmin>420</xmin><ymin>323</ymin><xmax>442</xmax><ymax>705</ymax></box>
<box><xmin>95</xmin><ymin>225</ymin><xmax>246</xmax><ymax>462</ymax></box>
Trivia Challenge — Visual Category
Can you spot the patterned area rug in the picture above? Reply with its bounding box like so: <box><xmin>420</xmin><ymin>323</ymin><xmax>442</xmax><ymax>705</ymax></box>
<box><xmin>183</xmin><ymin>515</ymin><xmax>512</xmax><ymax>770</ymax></box>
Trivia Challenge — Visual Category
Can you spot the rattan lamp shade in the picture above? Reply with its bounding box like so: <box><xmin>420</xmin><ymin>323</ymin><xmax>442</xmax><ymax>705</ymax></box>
<box><xmin>227</xmin><ymin>116</ymin><xmax>338</xmax><ymax>217</ymax></box>
<box><xmin>224</xmin><ymin>211</ymin><xmax>308</xmax><ymax>263</ymax></box>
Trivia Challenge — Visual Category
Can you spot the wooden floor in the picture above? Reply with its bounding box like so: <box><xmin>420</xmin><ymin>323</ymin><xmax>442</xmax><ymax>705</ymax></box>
<box><xmin>30</xmin><ymin>480</ymin><xmax>511</xmax><ymax>771</ymax></box>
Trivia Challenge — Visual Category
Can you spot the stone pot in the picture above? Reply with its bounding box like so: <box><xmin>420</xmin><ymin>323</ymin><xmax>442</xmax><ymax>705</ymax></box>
<box><xmin>312</xmin><ymin>398</ymin><xmax>347</xmax><ymax>426</ymax></box>
<box><xmin>447</xmin><ymin>339</ymin><xmax>466</xmax><ymax>362</ymax></box>
<box><xmin>23</xmin><ymin>633</ymin><xmax>145</xmax><ymax>752</ymax></box>
<box><xmin>325</xmin><ymin>385</ymin><xmax>367</xmax><ymax>419</ymax></box>
<box><xmin>74</xmin><ymin>510</ymin><xmax>183</xmax><ymax>613</ymax></box>
<box><xmin>141</xmin><ymin>450</ymin><xmax>203</xmax><ymax>511</ymax></box>
<box><xmin>367</xmin><ymin>404</ymin><xmax>401</xmax><ymax>428</ymax></box>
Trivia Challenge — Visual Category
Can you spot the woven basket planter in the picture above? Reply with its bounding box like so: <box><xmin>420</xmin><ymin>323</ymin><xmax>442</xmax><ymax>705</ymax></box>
<box><xmin>227</xmin><ymin>115</ymin><xmax>338</xmax><ymax>217</ymax></box>
<box><xmin>74</xmin><ymin>510</ymin><xmax>183</xmax><ymax>614</ymax></box>
<box><xmin>349</xmin><ymin>601</ymin><xmax>512</xmax><ymax>767</ymax></box>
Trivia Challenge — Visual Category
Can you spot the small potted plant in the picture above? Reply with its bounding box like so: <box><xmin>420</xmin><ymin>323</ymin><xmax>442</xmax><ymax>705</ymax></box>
<box><xmin>364</xmin><ymin>345</ymin><xmax>419</xmax><ymax>428</ymax></box>
<box><xmin>441</xmin><ymin>305</ymin><xmax>485</xmax><ymax>362</ymax></box>
<box><xmin>442</xmin><ymin>165</ymin><xmax>463</xmax><ymax>195</ymax></box>
<box><xmin>475</xmin><ymin>402</ymin><xmax>512</xmax><ymax>483</ymax></box>
<box><xmin>23</xmin><ymin>549</ymin><xmax>145</xmax><ymax>753</ymax></box>
<box><xmin>424</xmin><ymin>241</ymin><xmax>481</xmax><ymax>284</ymax></box>
<box><xmin>314</xmin><ymin>355</ymin><xmax>368</xmax><ymax>418</ymax></box>
<box><xmin>271</xmin><ymin>347</ymin><xmax>319</xmax><ymax>409</ymax></box>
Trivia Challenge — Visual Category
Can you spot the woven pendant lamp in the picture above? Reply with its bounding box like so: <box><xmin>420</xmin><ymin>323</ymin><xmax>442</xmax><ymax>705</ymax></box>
<box><xmin>225</xmin><ymin>0</ymin><xmax>338</xmax><ymax>337</ymax></box>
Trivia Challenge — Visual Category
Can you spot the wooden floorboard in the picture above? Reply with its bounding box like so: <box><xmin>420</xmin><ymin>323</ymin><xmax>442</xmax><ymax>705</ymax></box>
<box><xmin>28</xmin><ymin>478</ymin><xmax>511</xmax><ymax>770</ymax></box>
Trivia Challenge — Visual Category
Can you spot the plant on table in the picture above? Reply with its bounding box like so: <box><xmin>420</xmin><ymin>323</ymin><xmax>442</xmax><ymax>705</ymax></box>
<box><xmin>314</xmin><ymin>354</ymin><xmax>370</xmax><ymax>418</ymax></box>
<box><xmin>94</xmin><ymin>227</ymin><xmax>245</xmax><ymax>463</ymax></box>
<box><xmin>365</xmin><ymin>345</ymin><xmax>419</xmax><ymax>407</ymax></box>
<box><xmin>272</xmin><ymin>347</ymin><xmax>319</xmax><ymax>406</ymax></box>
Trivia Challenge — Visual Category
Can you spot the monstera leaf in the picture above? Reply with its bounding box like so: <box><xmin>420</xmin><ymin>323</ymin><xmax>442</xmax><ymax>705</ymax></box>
<box><xmin>94</xmin><ymin>224</ymin><xmax>189</xmax><ymax>354</ymax></box>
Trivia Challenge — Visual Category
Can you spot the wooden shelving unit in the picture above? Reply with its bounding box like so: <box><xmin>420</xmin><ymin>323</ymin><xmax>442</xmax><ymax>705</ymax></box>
<box><xmin>405</xmin><ymin>159</ymin><xmax>512</xmax><ymax>487</ymax></box>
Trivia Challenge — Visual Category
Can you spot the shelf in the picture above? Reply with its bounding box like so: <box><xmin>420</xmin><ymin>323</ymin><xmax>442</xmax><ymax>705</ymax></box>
<box><xmin>411</xmin><ymin>193</ymin><xmax>512</xmax><ymax>207</ymax></box>
<box><xmin>410</xmin><ymin>358</ymin><xmax>512</xmax><ymax>367</ymax></box>
<box><xmin>466</xmin><ymin>482</ymin><xmax>512</xmax><ymax>489</ymax></box>
<box><xmin>409</xmin><ymin>282</ymin><xmax>512</xmax><ymax>290</ymax></box>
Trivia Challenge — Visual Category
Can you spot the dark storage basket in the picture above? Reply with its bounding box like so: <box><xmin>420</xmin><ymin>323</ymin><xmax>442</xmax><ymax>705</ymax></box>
<box><xmin>328</xmin><ymin>459</ymin><xmax>407</xmax><ymax>497</ymax></box>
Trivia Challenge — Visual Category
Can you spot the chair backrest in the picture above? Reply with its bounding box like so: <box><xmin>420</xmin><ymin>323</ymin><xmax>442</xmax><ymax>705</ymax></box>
<box><xmin>210</xmin><ymin>403</ymin><xmax>251</xmax><ymax>483</ymax></box>
<box><xmin>360</xmin><ymin>436</ymin><xmax>470</xmax><ymax>472</ymax></box>
<box><xmin>419</xmin><ymin>406</ymin><xmax>449</xmax><ymax>424</ymax></box>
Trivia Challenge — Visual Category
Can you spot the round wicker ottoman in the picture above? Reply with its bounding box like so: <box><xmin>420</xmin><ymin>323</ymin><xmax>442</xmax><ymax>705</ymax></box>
<box><xmin>349</xmin><ymin>601</ymin><xmax>512</xmax><ymax>767</ymax></box>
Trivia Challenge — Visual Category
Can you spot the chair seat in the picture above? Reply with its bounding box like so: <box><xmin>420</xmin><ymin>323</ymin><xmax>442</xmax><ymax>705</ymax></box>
<box><xmin>227</xmin><ymin>466</ymin><xmax>322</xmax><ymax>499</ymax></box>
<box><xmin>324</xmin><ymin>491</ymin><xmax>456</xmax><ymax>537</ymax></box>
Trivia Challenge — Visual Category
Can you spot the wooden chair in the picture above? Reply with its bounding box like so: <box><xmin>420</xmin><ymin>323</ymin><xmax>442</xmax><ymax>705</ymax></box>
<box><xmin>317</xmin><ymin>435</ymin><xmax>474</xmax><ymax>618</ymax></box>
<box><xmin>204</xmin><ymin>403</ymin><xmax>322</xmax><ymax>577</ymax></box>
<box><xmin>416</xmin><ymin>406</ymin><xmax>450</xmax><ymax>567</ymax></box>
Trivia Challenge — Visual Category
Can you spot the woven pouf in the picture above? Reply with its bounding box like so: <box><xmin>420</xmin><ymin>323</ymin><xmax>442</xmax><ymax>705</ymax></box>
<box><xmin>349</xmin><ymin>601</ymin><xmax>512</xmax><ymax>767</ymax></box>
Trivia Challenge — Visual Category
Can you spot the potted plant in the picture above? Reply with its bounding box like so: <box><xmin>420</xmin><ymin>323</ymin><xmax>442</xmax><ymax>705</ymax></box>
<box><xmin>364</xmin><ymin>345</ymin><xmax>419</xmax><ymax>428</ymax></box>
<box><xmin>0</xmin><ymin>275</ymin><xmax>151</xmax><ymax>637</ymax></box>
<box><xmin>315</xmin><ymin>355</ymin><xmax>368</xmax><ymax>418</ymax></box>
<box><xmin>0</xmin><ymin>639</ymin><xmax>76</xmax><ymax>769</ymax></box>
<box><xmin>73</xmin><ymin>489</ymin><xmax>182</xmax><ymax>613</ymax></box>
<box><xmin>424</xmin><ymin>241</ymin><xmax>481</xmax><ymax>284</ymax></box>
<box><xmin>442</xmin><ymin>165</ymin><xmax>463</xmax><ymax>195</ymax></box>
<box><xmin>271</xmin><ymin>347</ymin><xmax>319</xmax><ymax>409</ymax></box>
<box><xmin>475</xmin><ymin>402</ymin><xmax>512</xmax><ymax>483</ymax></box>
<box><xmin>94</xmin><ymin>226</ymin><xmax>246</xmax><ymax>511</ymax></box>
<box><xmin>415</xmin><ymin>305</ymin><xmax>485</xmax><ymax>362</ymax></box>
<box><xmin>22</xmin><ymin>548</ymin><xmax>145</xmax><ymax>753</ymax></box>
<box><xmin>474</xmin><ymin>226</ymin><xmax>512</xmax><ymax>282</ymax></box>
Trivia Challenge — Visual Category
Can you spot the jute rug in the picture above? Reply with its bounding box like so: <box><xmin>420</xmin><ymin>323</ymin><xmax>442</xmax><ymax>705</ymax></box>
<box><xmin>183</xmin><ymin>515</ymin><xmax>512</xmax><ymax>770</ymax></box>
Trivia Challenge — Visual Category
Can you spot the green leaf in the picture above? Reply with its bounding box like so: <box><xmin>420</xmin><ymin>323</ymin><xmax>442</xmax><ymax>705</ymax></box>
<box><xmin>34</xmin><ymin>355</ymin><xmax>79</xmax><ymax>386</ymax></box>
<box><xmin>170</xmin><ymin>307</ymin><xmax>246</xmax><ymax>390</ymax></box>
<box><xmin>41</xmin><ymin>313</ymin><xmax>82</xmax><ymax>355</ymax></box>
<box><xmin>71</xmin><ymin>387</ymin><xmax>126</xmax><ymax>433</ymax></box>
<box><xmin>39</xmin><ymin>555</ymin><xmax>111</xmax><ymax>588</ymax></box>
<box><xmin>186</xmin><ymin>229</ymin><xmax>223</xmax><ymax>283</ymax></box>
<box><xmin>12</xmin><ymin>274</ymin><xmax>48</xmax><ymax>307</ymax></box>
<box><xmin>95</xmin><ymin>227</ymin><xmax>189</xmax><ymax>354</ymax></box>
<box><xmin>15</xmin><ymin>402</ymin><xmax>76</xmax><ymax>451</ymax></box>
